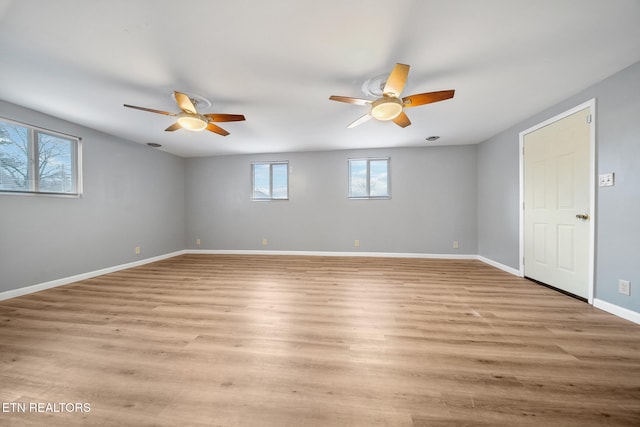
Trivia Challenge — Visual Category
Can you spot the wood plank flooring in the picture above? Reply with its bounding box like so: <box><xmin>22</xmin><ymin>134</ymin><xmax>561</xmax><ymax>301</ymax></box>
<box><xmin>1</xmin><ymin>254</ymin><xmax>639</xmax><ymax>426</ymax></box>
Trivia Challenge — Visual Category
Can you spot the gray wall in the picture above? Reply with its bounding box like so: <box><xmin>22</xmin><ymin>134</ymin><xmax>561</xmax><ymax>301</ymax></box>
<box><xmin>0</xmin><ymin>100</ymin><xmax>186</xmax><ymax>293</ymax></box>
<box><xmin>477</xmin><ymin>130</ymin><xmax>520</xmax><ymax>268</ymax></box>
<box><xmin>477</xmin><ymin>60</ymin><xmax>640</xmax><ymax>313</ymax></box>
<box><xmin>185</xmin><ymin>146</ymin><xmax>478</xmax><ymax>255</ymax></box>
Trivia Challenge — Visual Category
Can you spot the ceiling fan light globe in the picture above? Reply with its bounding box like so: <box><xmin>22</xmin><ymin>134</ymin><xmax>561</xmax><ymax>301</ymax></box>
<box><xmin>371</xmin><ymin>97</ymin><xmax>403</xmax><ymax>121</ymax></box>
<box><xmin>177</xmin><ymin>112</ymin><xmax>208</xmax><ymax>131</ymax></box>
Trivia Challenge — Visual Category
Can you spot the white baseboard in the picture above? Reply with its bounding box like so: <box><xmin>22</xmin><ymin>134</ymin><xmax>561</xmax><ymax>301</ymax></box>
<box><xmin>0</xmin><ymin>250</ymin><xmax>521</xmax><ymax>302</ymax></box>
<box><xmin>185</xmin><ymin>249</ymin><xmax>478</xmax><ymax>260</ymax></box>
<box><xmin>188</xmin><ymin>251</ymin><xmax>525</xmax><ymax>278</ymax></box>
<box><xmin>0</xmin><ymin>250</ymin><xmax>186</xmax><ymax>302</ymax></box>
<box><xmin>0</xmin><ymin>249</ymin><xmax>477</xmax><ymax>302</ymax></box>
<box><xmin>476</xmin><ymin>255</ymin><xmax>522</xmax><ymax>276</ymax></box>
<box><xmin>593</xmin><ymin>298</ymin><xmax>640</xmax><ymax>325</ymax></box>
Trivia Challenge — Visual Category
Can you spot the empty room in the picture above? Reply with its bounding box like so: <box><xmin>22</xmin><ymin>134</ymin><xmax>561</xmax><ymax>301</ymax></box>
<box><xmin>1</xmin><ymin>0</ymin><xmax>639</xmax><ymax>425</ymax></box>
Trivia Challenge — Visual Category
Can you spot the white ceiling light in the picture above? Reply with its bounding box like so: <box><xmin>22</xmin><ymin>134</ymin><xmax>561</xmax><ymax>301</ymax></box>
<box><xmin>370</xmin><ymin>97</ymin><xmax>403</xmax><ymax>121</ymax></box>
<box><xmin>176</xmin><ymin>112</ymin><xmax>208</xmax><ymax>131</ymax></box>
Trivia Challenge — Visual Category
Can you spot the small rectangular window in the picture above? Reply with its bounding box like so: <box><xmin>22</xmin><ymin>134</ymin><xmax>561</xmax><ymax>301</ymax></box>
<box><xmin>348</xmin><ymin>157</ymin><xmax>390</xmax><ymax>199</ymax></box>
<box><xmin>251</xmin><ymin>161</ymin><xmax>288</xmax><ymax>200</ymax></box>
<box><xmin>0</xmin><ymin>118</ymin><xmax>81</xmax><ymax>196</ymax></box>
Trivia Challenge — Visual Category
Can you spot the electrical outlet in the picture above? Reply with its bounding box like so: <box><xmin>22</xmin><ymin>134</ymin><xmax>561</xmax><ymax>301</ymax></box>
<box><xmin>354</xmin><ymin>239</ymin><xmax>360</xmax><ymax>248</ymax></box>
<box><xmin>262</xmin><ymin>238</ymin><xmax>268</xmax><ymax>246</ymax></box>
<box><xmin>135</xmin><ymin>246</ymin><xmax>141</xmax><ymax>255</ymax></box>
<box><xmin>618</xmin><ymin>280</ymin><xmax>631</xmax><ymax>296</ymax></box>
<box><xmin>599</xmin><ymin>173</ymin><xmax>614</xmax><ymax>187</ymax></box>
<box><xmin>453</xmin><ymin>241</ymin><xmax>459</xmax><ymax>249</ymax></box>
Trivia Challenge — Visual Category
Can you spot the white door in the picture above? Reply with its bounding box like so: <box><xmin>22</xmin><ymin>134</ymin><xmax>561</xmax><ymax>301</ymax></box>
<box><xmin>523</xmin><ymin>106</ymin><xmax>592</xmax><ymax>299</ymax></box>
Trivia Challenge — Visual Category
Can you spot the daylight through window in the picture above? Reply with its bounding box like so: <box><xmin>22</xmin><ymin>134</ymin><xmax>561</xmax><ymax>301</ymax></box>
<box><xmin>348</xmin><ymin>158</ymin><xmax>390</xmax><ymax>199</ymax></box>
<box><xmin>0</xmin><ymin>118</ymin><xmax>81</xmax><ymax>196</ymax></box>
<box><xmin>251</xmin><ymin>161</ymin><xmax>288</xmax><ymax>200</ymax></box>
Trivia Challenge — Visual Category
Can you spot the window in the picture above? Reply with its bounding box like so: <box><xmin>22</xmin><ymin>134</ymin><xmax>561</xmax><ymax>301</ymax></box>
<box><xmin>348</xmin><ymin>157</ymin><xmax>390</xmax><ymax>199</ymax></box>
<box><xmin>0</xmin><ymin>118</ymin><xmax>81</xmax><ymax>196</ymax></box>
<box><xmin>251</xmin><ymin>161</ymin><xmax>288</xmax><ymax>200</ymax></box>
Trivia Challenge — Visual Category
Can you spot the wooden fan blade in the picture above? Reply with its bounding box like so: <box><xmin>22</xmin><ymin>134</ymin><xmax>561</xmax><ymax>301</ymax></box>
<box><xmin>165</xmin><ymin>123</ymin><xmax>181</xmax><ymax>132</ymax></box>
<box><xmin>329</xmin><ymin>95</ymin><xmax>371</xmax><ymax>106</ymax></box>
<box><xmin>403</xmin><ymin>90</ymin><xmax>455</xmax><ymax>108</ymax></box>
<box><xmin>206</xmin><ymin>123</ymin><xmax>230</xmax><ymax>136</ymax></box>
<box><xmin>123</xmin><ymin>104</ymin><xmax>174</xmax><ymax>116</ymax></box>
<box><xmin>392</xmin><ymin>111</ymin><xmax>411</xmax><ymax>128</ymax></box>
<box><xmin>174</xmin><ymin>91</ymin><xmax>197</xmax><ymax>114</ymax></box>
<box><xmin>383</xmin><ymin>63</ymin><xmax>410</xmax><ymax>97</ymax></box>
<box><xmin>347</xmin><ymin>113</ymin><xmax>373</xmax><ymax>128</ymax></box>
<box><xmin>204</xmin><ymin>114</ymin><xmax>246</xmax><ymax>122</ymax></box>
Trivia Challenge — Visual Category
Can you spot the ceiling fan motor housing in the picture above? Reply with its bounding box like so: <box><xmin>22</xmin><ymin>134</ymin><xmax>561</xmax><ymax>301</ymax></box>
<box><xmin>371</xmin><ymin>96</ymin><xmax>403</xmax><ymax>121</ymax></box>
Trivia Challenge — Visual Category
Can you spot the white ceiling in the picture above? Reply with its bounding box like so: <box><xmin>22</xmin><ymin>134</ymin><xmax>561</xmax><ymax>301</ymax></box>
<box><xmin>1</xmin><ymin>0</ymin><xmax>639</xmax><ymax>158</ymax></box>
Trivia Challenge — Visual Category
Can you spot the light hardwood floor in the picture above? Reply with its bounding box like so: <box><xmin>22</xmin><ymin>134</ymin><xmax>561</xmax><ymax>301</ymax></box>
<box><xmin>1</xmin><ymin>255</ymin><xmax>639</xmax><ymax>426</ymax></box>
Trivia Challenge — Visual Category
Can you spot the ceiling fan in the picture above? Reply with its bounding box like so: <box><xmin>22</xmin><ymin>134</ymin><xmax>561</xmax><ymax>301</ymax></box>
<box><xmin>329</xmin><ymin>63</ymin><xmax>455</xmax><ymax>128</ymax></box>
<box><xmin>124</xmin><ymin>91</ymin><xmax>245</xmax><ymax>136</ymax></box>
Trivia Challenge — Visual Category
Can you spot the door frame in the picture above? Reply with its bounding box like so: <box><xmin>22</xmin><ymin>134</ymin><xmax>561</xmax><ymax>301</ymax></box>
<box><xmin>518</xmin><ymin>98</ymin><xmax>596</xmax><ymax>304</ymax></box>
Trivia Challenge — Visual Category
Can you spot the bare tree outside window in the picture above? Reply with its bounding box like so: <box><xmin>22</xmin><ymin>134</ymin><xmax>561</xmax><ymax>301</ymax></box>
<box><xmin>0</xmin><ymin>120</ymin><xmax>79</xmax><ymax>195</ymax></box>
<box><xmin>37</xmin><ymin>132</ymin><xmax>75</xmax><ymax>193</ymax></box>
<box><xmin>0</xmin><ymin>123</ymin><xmax>29</xmax><ymax>191</ymax></box>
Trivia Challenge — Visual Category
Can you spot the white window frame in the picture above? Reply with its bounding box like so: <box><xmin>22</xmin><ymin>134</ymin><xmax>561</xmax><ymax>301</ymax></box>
<box><xmin>251</xmin><ymin>161</ymin><xmax>289</xmax><ymax>201</ymax></box>
<box><xmin>348</xmin><ymin>157</ymin><xmax>390</xmax><ymax>199</ymax></box>
<box><xmin>0</xmin><ymin>117</ymin><xmax>82</xmax><ymax>197</ymax></box>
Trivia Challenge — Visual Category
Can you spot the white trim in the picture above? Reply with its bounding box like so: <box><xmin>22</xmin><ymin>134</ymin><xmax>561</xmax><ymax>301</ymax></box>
<box><xmin>185</xmin><ymin>249</ymin><xmax>478</xmax><ymax>260</ymax></box>
<box><xmin>0</xmin><ymin>250</ymin><xmax>186</xmax><ymax>302</ymax></box>
<box><xmin>588</xmin><ymin>100</ymin><xmax>597</xmax><ymax>304</ymax></box>
<box><xmin>477</xmin><ymin>256</ymin><xmax>521</xmax><ymax>276</ymax></box>
<box><xmin>594</xmin><ymin>299</ymin><xmax>640</xmax><ymax>325</ymax></box>
<box><xmin>519</xmin><ymin>98</ymin><xmax>596</xmax><ymax>304</ymax></box>
<box><xmin>188</xmin><ymin>250</ymin><xmax>523</xmax><ymax>277</ymax></box>
<box><xmin>0</xmin><ymin>250</ymin><xmax>483</xmax><ymax>302</ymax></box>
<box><xmin>0</xmin><ymin>249</ymin><xmax>568</xmax><ymax>304</ymax></box>
<box><xmin>519</xmin><ymin>129</ymin><xmax>525</xmax><ymax>275</ymax></box>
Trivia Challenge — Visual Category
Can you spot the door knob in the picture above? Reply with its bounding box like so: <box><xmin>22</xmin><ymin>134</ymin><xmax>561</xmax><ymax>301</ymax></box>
<box><xmin>576</xmin><ymin>213</ymin><xmax>590</xmax><ymax>221</ymax></box>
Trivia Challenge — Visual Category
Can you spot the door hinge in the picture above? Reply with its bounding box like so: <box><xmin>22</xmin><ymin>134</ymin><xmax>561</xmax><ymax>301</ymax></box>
<box><xmin>586</xmin><ymin>114</ymin><xmax>592</xmax><ymax>124</ymax></box>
